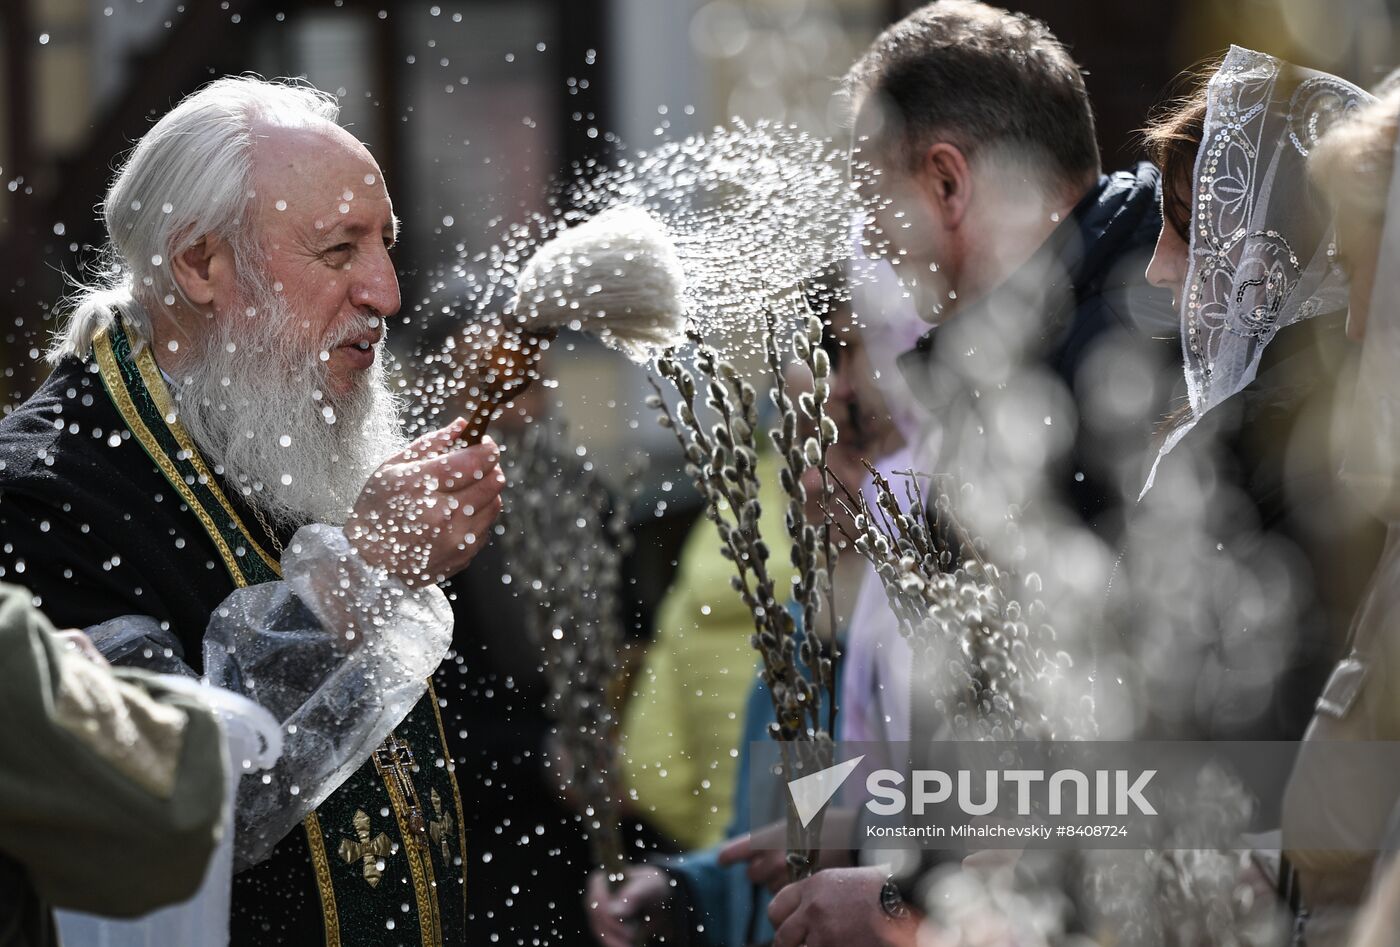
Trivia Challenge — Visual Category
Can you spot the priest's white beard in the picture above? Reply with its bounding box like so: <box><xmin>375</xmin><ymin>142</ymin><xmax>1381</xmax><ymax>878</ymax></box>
<box><xmin>171</xmin><ymin>279</ymin><xmax>408</xmax><ymax>531</ymax></box>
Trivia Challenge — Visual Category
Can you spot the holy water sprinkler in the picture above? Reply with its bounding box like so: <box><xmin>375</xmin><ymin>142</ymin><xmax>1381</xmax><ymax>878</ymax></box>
<box><xmin>460</xmin><ymin>204</ymin><xmax>688</xmax><ymax>445</ymax></box>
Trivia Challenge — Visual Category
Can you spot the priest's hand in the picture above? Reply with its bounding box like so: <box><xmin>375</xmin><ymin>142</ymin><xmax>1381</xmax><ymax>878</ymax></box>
<box><xmin>345</xmin><ymin>418</ymin><xmax>505</xmax><ymax>586</ymax></box>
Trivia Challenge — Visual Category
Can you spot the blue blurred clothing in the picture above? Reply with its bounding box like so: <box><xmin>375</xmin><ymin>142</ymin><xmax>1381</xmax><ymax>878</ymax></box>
<box><xmin>662</xmin><ymin>643</ymin><xmax>845</xmax><ymax>947</ymax></box>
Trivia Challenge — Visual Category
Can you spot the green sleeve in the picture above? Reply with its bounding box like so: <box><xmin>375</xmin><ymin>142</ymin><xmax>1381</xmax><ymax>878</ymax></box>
<box><xmin>0</xmin><ymin>583</ymin><xmax>227</xmax><ymax>917</ymax></box>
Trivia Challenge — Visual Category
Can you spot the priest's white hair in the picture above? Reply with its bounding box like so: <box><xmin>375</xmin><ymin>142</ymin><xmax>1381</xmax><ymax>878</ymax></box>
<box><xmin>49</xmin><ymin>75</ymin><xmax>339</xmax><ymax>363</ymax></box>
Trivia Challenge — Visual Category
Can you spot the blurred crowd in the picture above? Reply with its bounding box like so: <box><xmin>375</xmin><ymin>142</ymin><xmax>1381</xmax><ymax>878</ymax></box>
<box><xmin>580</xmin><ymin>6</ymin><xmax>1400</xmax><ymax>945</ymax></box>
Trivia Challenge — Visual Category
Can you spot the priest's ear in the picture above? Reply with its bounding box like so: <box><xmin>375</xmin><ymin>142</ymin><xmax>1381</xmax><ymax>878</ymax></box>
<box><xmin>914</xmin><ymin>141</ymin><xmax>974</xmax><ymax>230</ymax></box>
<box><xmin>170</xmin><ymin>234</ymin><xmax>237</xmax><ymax>310</ymax></box>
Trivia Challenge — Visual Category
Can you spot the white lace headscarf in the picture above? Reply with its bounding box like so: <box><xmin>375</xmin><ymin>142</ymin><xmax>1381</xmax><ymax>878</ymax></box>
<box><xmin>1145</xmin><ymin>46</ymin><xmax>1372</xmax><ymax>492</ymax></box>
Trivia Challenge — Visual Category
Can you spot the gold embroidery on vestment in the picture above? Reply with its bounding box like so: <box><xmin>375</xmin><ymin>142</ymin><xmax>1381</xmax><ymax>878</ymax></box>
<box><xmin>426</xmin><ymin>681</ymin><xmax>469</xmax><ymax>916</ymax></box>
<box><xmin>130</xmin><ymin>340</ymin><xmax>279</xmax><ymax>573</ymax></box>
<box><xmin>92</xmin><ymin>329</ymin><xmax>246</xmax><ymax>586</ymax></box>
<box><xmin>303</xmin><ymin>813</ymin><xmax>343</xmax><ymax>947</ymax></box>
<box><xmin>374</xmin><ymin>739</ymin><xmax>444</xmax><ymax>947</ymax></box>
<box><xmin>338</xmin><ymin>809</ymin><xmax>395</xmax><ymax>888</ymax></box>
<box><xmin>428</xmin><ymin>788</ymin><xmax>454</xmax><ymax>862</ymax></box>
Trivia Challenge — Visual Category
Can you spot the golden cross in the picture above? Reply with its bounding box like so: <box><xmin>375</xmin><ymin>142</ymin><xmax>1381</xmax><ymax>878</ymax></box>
<box><xmin>337</xmin><ymin>809</ymin><xmax>395</xmax><ymax>887</ymax></box>
<box><xmin>374</xmin><ymin>735</ymin><xmax>427</xmax><ymax>836</ymax></box>
<box><xmin>428</xmin><ymin>788</ymin><xmax>455</xmax><ymax>862</ymax></box>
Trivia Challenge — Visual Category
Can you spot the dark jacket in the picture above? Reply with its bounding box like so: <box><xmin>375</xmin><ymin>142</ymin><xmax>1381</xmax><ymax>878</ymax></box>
<box><xmin>896</xmin><ymin>160</ymin><xmax>1177</xmax><ymax>542</ymax></box>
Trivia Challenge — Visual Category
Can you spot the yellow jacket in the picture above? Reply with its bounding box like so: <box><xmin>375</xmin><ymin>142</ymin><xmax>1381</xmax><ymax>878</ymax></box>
<box><xmin>619</xmin><ymin>454</ymin><xmax>795</xmax><ymax>849</ymax></box>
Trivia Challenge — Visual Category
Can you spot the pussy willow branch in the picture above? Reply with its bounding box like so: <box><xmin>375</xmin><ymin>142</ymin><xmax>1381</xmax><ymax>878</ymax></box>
<box><xmin>646</xmin><ymin>364</ymin><xmax>804</xmax><ymax>735</ymax></box>
<box><xmin>765</xmin><ymin>295</ymin><xmax>840</xmax><ymax>740</ymax></box>
<box><xmin>824</xmin><ymin>466</ymin><xmax>1052</xmax><ymax>740</ymax></box>
<box><xmin>650</xmin><ymin>349</ymin><xmax>815</xmax><ymax>739</ymax></box>
<box><xmin>649</xmin><ymin>312</ymin><xmax>838</xmax><ymax>880</ymax></box>
<box><xmin>649</xmin><ymin>358</ymin><xmax>820</xmax><ymax>880</ymax></box>
<box><xmin>759</xmin><ymin>316</ymin><xmax>822</xmax><ymax>740</ymax></box>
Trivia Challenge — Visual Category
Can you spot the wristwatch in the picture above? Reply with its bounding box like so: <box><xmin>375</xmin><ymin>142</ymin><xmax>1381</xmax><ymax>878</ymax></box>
<box><xmin>879</xmin><ymin>876</ymin><xmax>910</xmax><ymax>920</ymax></box>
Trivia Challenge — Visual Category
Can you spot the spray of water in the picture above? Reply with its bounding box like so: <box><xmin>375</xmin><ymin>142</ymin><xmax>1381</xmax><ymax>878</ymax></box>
<box><xmin>404</xmin><ymin>119</ymin><xmax>859</xmax><ymax>430</ymax></box>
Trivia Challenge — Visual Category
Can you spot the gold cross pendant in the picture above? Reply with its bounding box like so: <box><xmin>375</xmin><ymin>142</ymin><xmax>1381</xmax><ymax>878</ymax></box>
<box><xmin>375</xmin><ymin>735</ymin><xmax>427</xmax><ymax>836</ymax></box>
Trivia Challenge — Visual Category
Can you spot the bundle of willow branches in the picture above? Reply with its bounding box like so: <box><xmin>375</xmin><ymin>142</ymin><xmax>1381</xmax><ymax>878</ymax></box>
<box><xmin>831</xmin><ymin>467</ymin><xmax>1055</xmax><ymax>741</ymax></box>
<box><xmin>647</xmin><ymin>299</ymin><xmax>839</xmax><ymax>880</ymax></box>
<box><xmin>498</xmin><ymin>422</ymin><xmax>634</xmax><ymax>882</ymax></box>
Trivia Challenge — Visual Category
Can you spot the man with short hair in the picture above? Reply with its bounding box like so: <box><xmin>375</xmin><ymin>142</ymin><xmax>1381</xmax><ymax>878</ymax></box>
<box><xmin>740</xmin><ymin>4</ymin><xmax>1176</xmax><ymax>946</ymax></box>
<box><xmin>0</xmin><ymin>77</ymin><xmax>504</xmax><ymax>944</ymax></box>
<box><xmin>846</xmin><ymin>0</ymin><xmax>1173</xmax><ymax>534</ymax></box>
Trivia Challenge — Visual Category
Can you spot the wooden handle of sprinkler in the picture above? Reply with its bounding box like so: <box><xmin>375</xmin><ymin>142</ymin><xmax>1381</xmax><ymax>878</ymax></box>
<box><xmin>459</xmin><ymin>329</ymin><xmax>553</xmax><ymax>446</ymax></box>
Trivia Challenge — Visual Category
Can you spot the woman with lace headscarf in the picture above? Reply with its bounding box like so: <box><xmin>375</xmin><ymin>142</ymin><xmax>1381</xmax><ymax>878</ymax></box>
<box><xmin>1136</xmin><ymin>48</ymin><xmax>1387</xmax><ymax>942</ymax></box>
<box><xmin>1142</xmin><ymin>49</ymin><xmax>1370</xmax><ymax>471</ymax></box>
<box><xmin>1130</xmin><ymin>50</ymin><xmax>1382</xmax><ymax>753</ymax></box>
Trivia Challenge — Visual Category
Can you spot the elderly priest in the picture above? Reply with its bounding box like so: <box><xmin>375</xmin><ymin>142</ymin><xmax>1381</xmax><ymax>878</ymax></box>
<box><xmin>0</xmin><ymin>77</ymin><xmax>504</xmax><ymax>945</ymax></box>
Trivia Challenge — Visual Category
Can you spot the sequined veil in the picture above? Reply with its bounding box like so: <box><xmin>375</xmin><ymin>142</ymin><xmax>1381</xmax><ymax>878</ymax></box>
<box><xmin>1145</xmin><ymin>45</ymin><xmax>1373</xmax><ymax>489</ymax></box>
